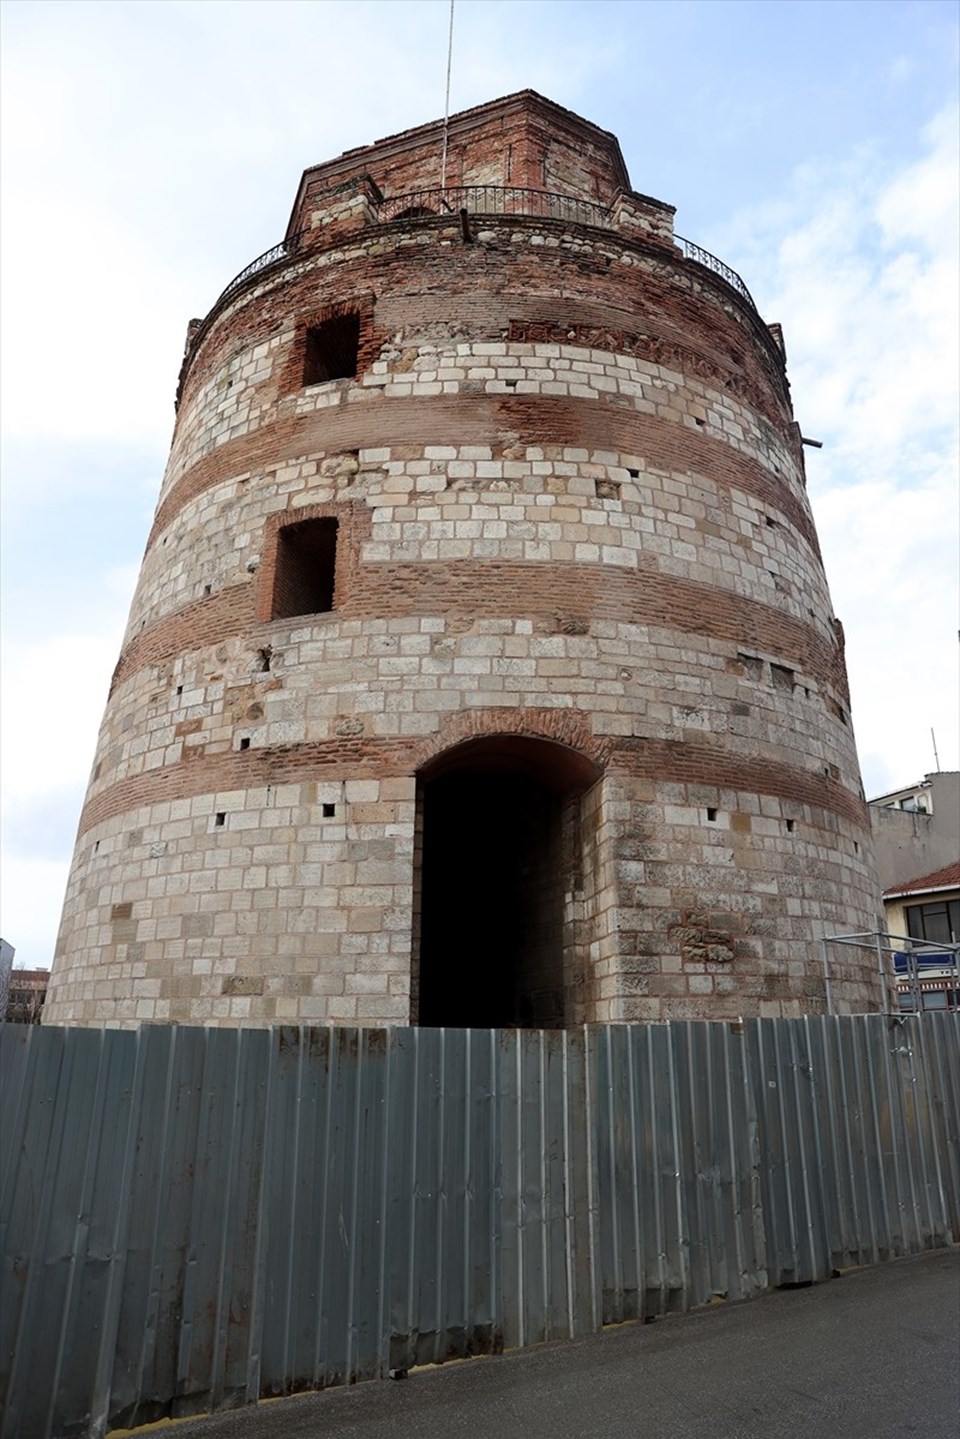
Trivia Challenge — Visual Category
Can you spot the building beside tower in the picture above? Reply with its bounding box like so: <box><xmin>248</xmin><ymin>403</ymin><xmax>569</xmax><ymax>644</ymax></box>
<box><xmin>44</xmin><ymin>92</ymin><xmax>886</xmax><ymax>1029</ymax></box>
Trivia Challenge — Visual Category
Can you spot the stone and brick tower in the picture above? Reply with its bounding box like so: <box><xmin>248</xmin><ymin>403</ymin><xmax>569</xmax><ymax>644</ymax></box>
<box><xmin>45</xmin><ymin>93</ymin><xmax>885</xmax><ymax>1028</ymax></box>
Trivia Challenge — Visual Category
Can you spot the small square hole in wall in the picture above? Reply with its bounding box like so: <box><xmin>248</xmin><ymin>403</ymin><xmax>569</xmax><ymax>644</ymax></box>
<box><xmin>786</xmin><ymin>819</ymin><xmax>795</xmax><ymax>833</ymax></box>
<box><xmin>215</xmin><ymin>812</ymin><xmax>226</xmax><ymax>827</ymax></box>
<box><xmin>626</xmin><ymin>467</ymin><xmax>640</xmax><ymax>478</ymax></box>
<box><xmin>706</xmin><ymin>807</ymin><xmax>718</xmax><ymax>822</ymax></box>
<box><xmin>257</xmin><ymin>647</ymin><xmax>272</xmax><ymax>674</ymax></box>
<box><xmin>176</xmin><ymin>685</ymin><xmax>183</xmax><ymax>696</ymax></box>
<box><xmin>239</xmin><ymin>737</ymin><xmax>251</xmax><ymax>751</ymax></box>
<box><xmin>203</xmin><ymin>584</ymin><xmax>212</xmax><ymax>597</ymax></box>
<box><xmin>322</xmin><ymin>802</ymin><xmax>336</xmax><ymax>818</ymax></box>
<box><xmin>304</xmin><ymin>313</ymin><xmax>360</xmax><ymax>385</ymax></box>
<box><xmin>854</xmin><ymin>841</ymin><xmax>860</xmax><ymax>855</ymax></box>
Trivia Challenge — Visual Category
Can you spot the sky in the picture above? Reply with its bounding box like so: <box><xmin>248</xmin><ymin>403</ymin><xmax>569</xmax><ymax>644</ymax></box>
<box><xmin>1</xmin><ymin>0</ymin><xmax>958</xmax><ymax>969</ymax></box>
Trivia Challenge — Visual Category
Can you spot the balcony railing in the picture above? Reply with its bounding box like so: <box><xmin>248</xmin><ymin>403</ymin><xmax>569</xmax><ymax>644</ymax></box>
<box><xmin>676</xmin><ymin>236</ymin><xmax>756</xmax><ymax>310</ymax></box>
<box><xmin>217</xmin><ymin>230</ymin><xmax>304</xmax><ymax>307</ymax></box>
<box><xmin>378</xmin><ymin>184</ymin><xmax>612</xmax><ymax>230</ymax></box>
<box><xmin>204</xmin><ymin>189</ymin><xmax>758</xmax><ymax>337</ymax></box>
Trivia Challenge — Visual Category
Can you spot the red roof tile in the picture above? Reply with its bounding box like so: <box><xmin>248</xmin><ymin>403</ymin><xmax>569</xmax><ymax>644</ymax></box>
<box><xmin>884</xmin><ymin>860</ymin><xmax>960</xmax><ymax>898</ymax></box>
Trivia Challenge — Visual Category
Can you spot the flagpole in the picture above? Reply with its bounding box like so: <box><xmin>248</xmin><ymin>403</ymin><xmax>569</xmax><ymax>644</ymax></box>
<box><xmin>440</xmin><ymin>0</ymin><xmax>455</xmax><ymax>193</ymax></box>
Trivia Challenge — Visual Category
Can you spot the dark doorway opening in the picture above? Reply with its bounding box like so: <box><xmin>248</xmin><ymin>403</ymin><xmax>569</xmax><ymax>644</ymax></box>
<box><xmin>415</xmin><ymin>736</ymin><xmax>600</xmax><ymax>1029</ymax></box>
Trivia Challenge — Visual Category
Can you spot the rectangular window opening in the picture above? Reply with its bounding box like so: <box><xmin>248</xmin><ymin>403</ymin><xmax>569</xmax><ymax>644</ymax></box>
<box><xmin>272</xmin><ymin>517</ymin><xmax>338</xmax><ymax>620</ymax></box>
<box><xmin>322</xmin><ymin>802</ymin><xmax>336</xmax><ymax>818</ymax></box>
<box><xmin>706</xmin><ymin>807</ymin><xmax>718</xmax><ymax>822</ymax></box>
<box><xmin>304</xmin><ymin>313</ymin><xmax>360</xmax><ymax>385</ymax></box>
<box><xmin>906</xmin><ymin>899</ymin><xmax>959</xmax><ymax>947</ymax></box>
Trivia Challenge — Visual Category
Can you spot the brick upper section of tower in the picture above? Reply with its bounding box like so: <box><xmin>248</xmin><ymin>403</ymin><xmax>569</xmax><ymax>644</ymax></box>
<box><xmin>287</xmin><ymin>90</ymin><xmax>672</xmax><ymax>240</ymax></box>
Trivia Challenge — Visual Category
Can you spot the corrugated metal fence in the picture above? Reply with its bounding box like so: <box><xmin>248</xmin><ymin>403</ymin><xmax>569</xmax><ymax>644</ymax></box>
<box><xmin>2</xmin><ymin>1014</ymin><xmax>958</xmax><ymax>1438</ymax></box>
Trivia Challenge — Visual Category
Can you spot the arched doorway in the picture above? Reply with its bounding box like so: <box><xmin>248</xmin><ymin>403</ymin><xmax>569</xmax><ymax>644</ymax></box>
<box><xmin>413</xmin><ymin>735</ymin><xmax>600</xmax><ymax>1028</ymax></box>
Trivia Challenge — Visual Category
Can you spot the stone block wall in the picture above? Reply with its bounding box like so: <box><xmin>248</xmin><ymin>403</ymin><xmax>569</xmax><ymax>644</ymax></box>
<box><xmin>45</xmin><ymin>93</ymin><xmax>885</xmax><ymax>1028</ymax></box>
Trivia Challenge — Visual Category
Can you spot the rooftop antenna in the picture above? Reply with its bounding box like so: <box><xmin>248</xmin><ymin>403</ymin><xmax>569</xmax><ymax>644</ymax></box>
<box><xmin>440</xmin><ymin>0</ymin><xmax>455</xmax><ymax>194</ymax></box>
<box><xmin>931</xmin><ymin>727</ymin><xmax>940</xmax><ymax>772</ymax></box>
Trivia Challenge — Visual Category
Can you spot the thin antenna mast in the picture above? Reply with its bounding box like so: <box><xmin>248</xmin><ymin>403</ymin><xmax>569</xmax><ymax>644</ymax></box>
<box><xmin>931</xmin><ymin>727</ymin><xmax>941</xmax><ymax>771</ymax></box>
<box><xmin>440</xmin><ymin>0</ymin><xmax>455</xmax><ymax>194</ymax></box>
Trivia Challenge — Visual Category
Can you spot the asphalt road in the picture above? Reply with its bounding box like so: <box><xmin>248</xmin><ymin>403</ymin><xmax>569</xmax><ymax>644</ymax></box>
<box><xmin>147</xmin><ymin>1250</ymin><xmax>959</xmax><ymax>1439</ymax></box>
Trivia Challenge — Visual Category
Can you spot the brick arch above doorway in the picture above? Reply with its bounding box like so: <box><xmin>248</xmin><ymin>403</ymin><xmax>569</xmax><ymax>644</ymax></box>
<box><xmin>413</xmin><ymin>706</ymin><xmax>606</xmax><ymax>790</ymax></box>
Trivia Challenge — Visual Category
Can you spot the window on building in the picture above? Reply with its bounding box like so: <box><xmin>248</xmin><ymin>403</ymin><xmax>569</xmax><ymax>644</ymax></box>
<box><xmin>921</xmin><ymin>989</ymin><xmax>948</xmax><ymax>1011</ymax></box>
<box><xmin>303</xmin><ymin>313</ymin><xmax>360</xmax><ymax>385</ymax></box>
<box><xmin>905</xmin><ymin>899</ymin><xmax>959</xmax><ymax>946</ymax></box>
<box><xmin>271</xmin><ymin>518</ymin><xmax>338</xmax><ymax>619</ymax></box>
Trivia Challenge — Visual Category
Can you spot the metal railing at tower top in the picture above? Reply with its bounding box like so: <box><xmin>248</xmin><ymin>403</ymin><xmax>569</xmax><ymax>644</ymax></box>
<box><xmin>202</xmin><ymin>187</ymin><xmax>759</xmax><ymax>342</ymax></box>
<box><xmin>378</xmin><ymin>186</ymin><xmax>757</xmax><ymax>311</ymax></box>
<box><xmin>378</xmin><ymin>183</ymin><xmax>613</xmax><ymax>230</ymax></box>
<box><xmin>216</xmin><ymin>229</ymin><xmax>305</xmax><ymax>307</ymax></box>
<box><xmin>676</xmin><ymin>235</ymin><xmax>757</xmax><ymax>310</ymax></box>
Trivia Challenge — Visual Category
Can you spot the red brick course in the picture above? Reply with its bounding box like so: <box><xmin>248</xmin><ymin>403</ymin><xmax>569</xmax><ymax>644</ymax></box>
<box><xmin>110</xmin><ymin>558</ymin><xmax>846</xmax><ymax>701</ymax></box>
<box><xmin>77</xmin><ymin>723</ymin><xmax>867</xmax><ymax>838</ymax></box>
<box><xmin>150</xmin><ymin>394</ymin><xmax>817</xmax><ymax>558</ymax></box>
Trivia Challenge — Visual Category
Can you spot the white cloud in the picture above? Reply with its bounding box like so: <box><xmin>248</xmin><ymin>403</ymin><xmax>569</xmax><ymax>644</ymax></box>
<box><xmin>0</xmin><ymin>855</ymin><xmax>70</xmax><ymax>972</ymax></box>
<box><xmin>0</xmin><ymin>632</ymin><xmax>120</xmax><ymax>804</ymax></box>
<box><xmin>711</xmin><ymin>104</ymin><xmax>960</xmax><ymax>794</ymax></box>
<box><xmin>0</xmin><ymin>631</ymin><xmax>123</xmax><ymax>969</ymax></box>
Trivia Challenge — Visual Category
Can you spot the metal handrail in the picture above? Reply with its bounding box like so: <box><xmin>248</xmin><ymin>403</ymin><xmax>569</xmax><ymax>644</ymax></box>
<box><xmin>198</xmin><ymin>195</ymin><xmax>761</xmax><ymax>349</ymax></box>
<box><xmin>676</xmin><ymin>236</ymin><xmax>756</xmax><ymax>310</ymax></box>
<box><xmin>378</xmin><ymin>184</ymin><xmax>612</xmax><ymax>230</ymax></box>
<box><xmin>216</xmin><ymin>230</ymin><xmax>304</xmax><ymax>308</ymax></box>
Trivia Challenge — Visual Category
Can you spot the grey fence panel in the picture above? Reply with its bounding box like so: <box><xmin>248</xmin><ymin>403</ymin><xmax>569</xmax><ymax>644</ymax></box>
<box><xmin>915</xmin><ymin>1012</ymin><xmax>960</xmax><ymax>1235</ymax></box>
<box><xmin>5</xmin><ymin>1028</ymin><xmax>119</xmax><ymax>1439</ymax></box>
<box><xmin>408</xmin><ymin>1026</ymin><xmax>453</xmax><ymax>1367</ymax></box>
<box><xmin>595</xmin><ymin>1022</ymin><xmax>766</xmax><ymax>1325</ymax></box>
<box><xmin>1</xmin><ymin>1025</ymin><xmax>58</xmax><ymax>1424</ymax></box>
<box><xmin>497</xmin><ymin>1028</ymin><xmax>596</xmax><ymax>1351</ymax></box>
<box><xmin>2</xmin><ymin>1015</ymin><xmax>959</xmax><ymax>1439</ymax></box>
<box><xmin>746</xmin><ymin>1014</ymin><xmax>959</xmax><ymax>1287</ymax></box>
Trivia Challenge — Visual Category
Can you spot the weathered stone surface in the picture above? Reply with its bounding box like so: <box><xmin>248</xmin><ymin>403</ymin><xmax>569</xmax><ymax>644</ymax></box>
<box><xmin>44</xmin><ymin>93</ymin><xmax>884</xmax><ymax>1029</ymax></box>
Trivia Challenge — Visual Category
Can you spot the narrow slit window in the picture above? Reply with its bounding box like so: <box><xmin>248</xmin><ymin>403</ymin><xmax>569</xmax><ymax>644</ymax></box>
<box><xmin>272</xmin><ymin>518</ymin><xmax>339</xmax><ymax>619</ymax></box>
<box><xmin>303</xmin><ymin>313</ymin><xmax>360</xmax><ymax>385</ymax></box>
